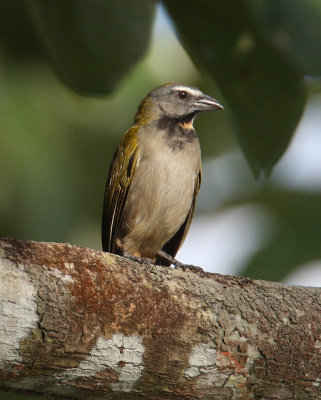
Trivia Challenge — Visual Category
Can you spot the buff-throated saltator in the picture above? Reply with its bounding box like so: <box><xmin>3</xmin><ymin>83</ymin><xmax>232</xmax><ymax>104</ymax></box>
<box><xmin>102</xmin><ymin>83</ymin><xmax>223</xmax><ymax>267</ymax></box>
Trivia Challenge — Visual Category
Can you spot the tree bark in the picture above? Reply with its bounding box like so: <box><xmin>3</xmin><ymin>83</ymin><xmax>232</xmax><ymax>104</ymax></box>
<box><xmin>0</xmin><ymin>237</ymin><xmax>320</xmax><ymax>400</ymax></box>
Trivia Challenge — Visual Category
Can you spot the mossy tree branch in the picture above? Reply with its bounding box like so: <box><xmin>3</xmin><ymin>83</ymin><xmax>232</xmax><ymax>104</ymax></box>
<box><xmin>0</xmin><ymin>238</ymin><xmax>320</xmax><ymax>399</ymax></box>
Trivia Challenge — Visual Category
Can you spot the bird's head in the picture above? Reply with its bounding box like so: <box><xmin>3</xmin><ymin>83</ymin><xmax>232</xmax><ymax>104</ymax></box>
<box><xmin>134</xmin><ymin>83</ymin><xmax>223</xmax><ymax>126</ymax></box>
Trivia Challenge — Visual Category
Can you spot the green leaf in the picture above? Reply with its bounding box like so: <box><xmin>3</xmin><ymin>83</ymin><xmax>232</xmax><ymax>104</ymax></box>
<box><xmin>163</xmin><ymin>0</ymin><xmax>307</xmax><ymax>177</ymax></box>
<box><xmin>0</xmin><ymin>0</ymin><xmax>44</xmax><ymax>60</ymax></box>
<box><xmin>240</xmin><ymin>189</ymin><xmax>321</xmax><ymax>282</ymax></box>
<box><xmin>27</xmin><ymin>0</ymin><xmax>155</xmax><ymax>96</ymax></box>
<box><xmin>252</xmin><ymin>0</ymin><xmax>321</xmax><ymax>77</ymax></box>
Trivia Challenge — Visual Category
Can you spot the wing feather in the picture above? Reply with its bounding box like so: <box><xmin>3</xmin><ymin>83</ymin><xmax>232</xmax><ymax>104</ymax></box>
<box><xmin>101</xmin><ymin>126</ymin><xmax>140</xmax><ymax>252</ymax></box>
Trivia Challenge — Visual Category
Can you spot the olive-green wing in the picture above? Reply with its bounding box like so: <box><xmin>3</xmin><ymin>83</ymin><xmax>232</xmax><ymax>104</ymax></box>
<box><xmin>101</xmin><ymin>126</ymin><xmax>141</xmax><ymax>252</ymax></box>
<box><xmin>157</xmin><ymin>167</ymin><xmax>202</xmax><ymax>266</ymax></box>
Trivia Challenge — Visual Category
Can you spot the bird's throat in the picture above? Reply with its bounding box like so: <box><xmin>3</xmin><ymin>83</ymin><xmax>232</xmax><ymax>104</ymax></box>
<box><xmin>178</xmin><ymin>112</ymin><xmax>196</xmax><ymax>126</ymax></box>
<box><xmin>179</xmin><ymin>118</ymin><xmax>195</xmax><ymax>130</ymax></box>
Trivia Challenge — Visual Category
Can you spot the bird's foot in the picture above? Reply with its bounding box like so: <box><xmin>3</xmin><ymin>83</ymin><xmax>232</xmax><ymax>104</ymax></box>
<box><xmin>123</xmin><ymin>252</ymin><xmax>155</xmax><ymax>265</ymax></box>
<box><xmin>174</xmin><ymin>262</ymin><xmax>204</xmax><ymax>273</ymax></box>
<box><xmin>157</xmin><ymin>250</ymin><xmax>204</xmax><ymax>273</ymax></box>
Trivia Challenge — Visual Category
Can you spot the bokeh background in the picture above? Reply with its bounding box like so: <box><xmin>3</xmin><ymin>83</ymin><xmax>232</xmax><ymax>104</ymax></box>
<box><xmin>1</xmin><ymin>1</ymin><xmax>321</xmax><ymax>289</ymax></box>
<box><xmin>0</xmin><ymin>1</ymin><xmax>321</xmax><ymax>398</ymax></box>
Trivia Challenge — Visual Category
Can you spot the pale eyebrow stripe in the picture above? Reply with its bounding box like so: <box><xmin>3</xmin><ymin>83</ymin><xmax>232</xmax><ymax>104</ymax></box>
<box><xmin>172</xmin><ymin>85</ymin><xmax>201</xmax><ymax>97</ymax></box>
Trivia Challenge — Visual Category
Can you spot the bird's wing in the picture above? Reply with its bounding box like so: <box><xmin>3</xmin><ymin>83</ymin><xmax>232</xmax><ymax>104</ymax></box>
<box><xmin>101</xmin><ymin>126</ymin><xmax>141</xmax><ymax>252</ymax></box>
<box><xmin>157</xmin><ymin>167</ymin><xmax>202</xmax><ymax>266</ymax></box>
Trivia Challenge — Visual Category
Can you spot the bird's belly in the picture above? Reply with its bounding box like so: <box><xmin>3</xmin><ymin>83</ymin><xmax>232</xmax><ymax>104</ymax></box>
<box><xmin>119</xmin><ymin>149</ymin><xmax>199</xmax><ymax>258</ymax></box>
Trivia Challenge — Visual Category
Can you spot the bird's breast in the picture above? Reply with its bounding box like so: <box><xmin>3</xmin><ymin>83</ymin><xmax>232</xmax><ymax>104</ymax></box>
<box><xmin>120</xmin><ymin>123</ymin><xmax>201</xmax><ymax>252</ymax></box>
<box><xmin>137</xmin><ymin>122</ymin><xmax>201</xmax><ymax>175</ymax></box>
<box><xmin>132</xmin><ymin>124</ymin><xmax>200</xmax><ymax>220</ymax></box>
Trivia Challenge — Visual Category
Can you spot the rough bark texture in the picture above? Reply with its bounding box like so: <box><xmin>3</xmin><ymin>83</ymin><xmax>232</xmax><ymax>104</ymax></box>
<box><xmin>0</xmin><ymin>237</ymin><xmax>320</xmax><ymax>400</ymax></box>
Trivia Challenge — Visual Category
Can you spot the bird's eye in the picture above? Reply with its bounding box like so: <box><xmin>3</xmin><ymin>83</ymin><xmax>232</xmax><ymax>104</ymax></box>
<box><xmin>178</xmin><ymin>90</ymin><xmax>188</xmax><ymax>100</ymax></box>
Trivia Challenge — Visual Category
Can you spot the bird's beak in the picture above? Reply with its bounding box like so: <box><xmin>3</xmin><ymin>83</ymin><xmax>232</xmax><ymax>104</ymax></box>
<box><xmin>194</xmin><ymin>95</ymin><xmax>224</xmax><ymax>112</ymax></box>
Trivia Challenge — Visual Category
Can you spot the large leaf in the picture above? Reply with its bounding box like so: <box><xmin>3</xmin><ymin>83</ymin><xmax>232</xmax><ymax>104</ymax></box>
<box><xmin>163</xmin><ymin>0</ymin><xmax>307</xmax><ymax>177</ymax></box>
<box><xmin>27</xmin><ymin>0</ymin><xmax>155</xmax><ymax>96</ymax></box>
<box><xmin>252</xmin><ymin>0</ymin><xmax>321</xmax><ymax>77</ymax></box>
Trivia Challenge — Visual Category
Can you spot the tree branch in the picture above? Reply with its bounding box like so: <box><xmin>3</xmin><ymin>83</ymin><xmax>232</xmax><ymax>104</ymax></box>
<box><xmin>0</xmin><ymin>237</ymin><xmax>320</xmax><ymax>399</ymax></box>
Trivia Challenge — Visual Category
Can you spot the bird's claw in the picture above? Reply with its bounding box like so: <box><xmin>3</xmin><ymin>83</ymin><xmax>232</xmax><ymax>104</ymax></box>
<box><xmin>174</xmin><ymin>262</ymin><xmax>204</xmax><ymax>273</ymax></box>
<box><xmin>123</xmin><ymin>252</ymin><xmax>155</xmax><ymax>265</ymax></box>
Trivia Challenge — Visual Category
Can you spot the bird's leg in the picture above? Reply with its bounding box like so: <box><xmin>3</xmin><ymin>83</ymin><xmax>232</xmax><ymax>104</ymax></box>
<box><xmin>123</xmin><ymin>251</ymin><xmax>155</xmax><ymax>265</ymax></box>
<box><xmin>157</xmin><ymin>250</ymin><xmax>204</xmax><ymax>273</ymax></box>
<box><xmin>156</xmin><ymin>250</ymin><xmax>181</xmax><ymax>267</ymax></box>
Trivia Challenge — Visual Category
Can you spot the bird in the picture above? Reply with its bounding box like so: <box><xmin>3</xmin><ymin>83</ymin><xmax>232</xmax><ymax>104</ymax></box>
<box><xmin>102</xmin><ymin>83</ymin><xmax>223</xmax><ymax>268</ymax></box>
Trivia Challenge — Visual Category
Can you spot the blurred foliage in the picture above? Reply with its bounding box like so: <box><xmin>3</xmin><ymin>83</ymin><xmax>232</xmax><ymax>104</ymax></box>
<box><xmin>235</xmin><ymin>188</ymin><xmax>321</xmax><ymax>282</ymax></box>
<box><xmin>26</xmin><ymin>0</ymin><xmax>155</xmax><ymax>95</ymax></box>
<box><xmin>164</xmin><ymin>0</ymin><xmax>307</xmax><ymax>177</ymax></box>
<box><xmin>0</xmin><ymin>61</ymin><xmax>157</xmax><ymax>249</ymax></box>
<box><xmin>0</xmin><ymin>0</ymin><xmax>44</xmax><ymax>60</ymax></box>
<box><xmin>252</xmin><ymin>0</ymin><xmax>321</xmax><ymax>76</ymax></box>
<box><xmin>0</xmin><ymin>2</ymin><xmax>321</xmax><ymax>396</ymax></box>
